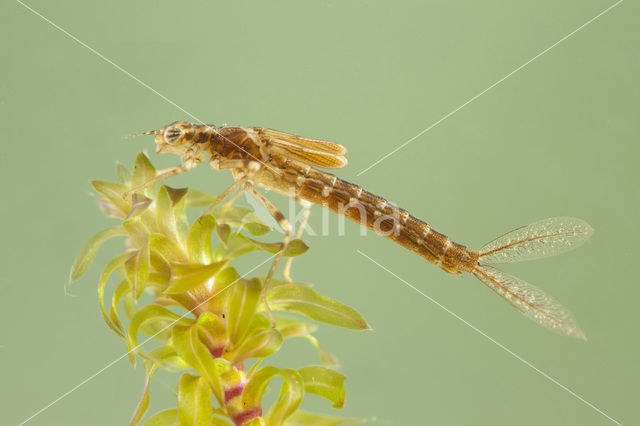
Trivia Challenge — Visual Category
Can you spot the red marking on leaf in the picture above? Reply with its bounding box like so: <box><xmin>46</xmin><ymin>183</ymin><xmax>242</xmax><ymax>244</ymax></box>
<box><xmin>210</xmin><ymin>344</ymin><xmax>225</xmax><ymax>358</ymax></box>
<box><xmin>231</xmin><ymin>406</ymin><xmax>261</xmax><ymax>425</ymax></box>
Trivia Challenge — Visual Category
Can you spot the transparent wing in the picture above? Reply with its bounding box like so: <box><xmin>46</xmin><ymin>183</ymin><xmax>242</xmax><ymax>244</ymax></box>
<box><xmin>479</xmin><ymin>217</ymin><xmax>593</xmax><ymax>264</ymax></box>
<box><xmin>258</xmin><ymin>127</ymin><xmax>347</xmax><ymax>155</ymax></box>
<box><xmin>474</xmin><ymin>265</ymin><xmax>585</xmax><ymax>339</ymax></box>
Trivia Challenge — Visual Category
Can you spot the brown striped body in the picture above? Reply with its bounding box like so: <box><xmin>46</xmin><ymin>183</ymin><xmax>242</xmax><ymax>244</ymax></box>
<box><xmin>158</xmin><ymin>123</ymin><xmax>480</xmax><ymax>274</ymax></box>
<box><xmin>140</xmin><ymin>121</ymin><xmax>592</xmax><ymax>338</ymax></box>
<box><xmin>245</xmin><ymin>157</ymin><xmax>480</xmax><ymax>275</ymax></box>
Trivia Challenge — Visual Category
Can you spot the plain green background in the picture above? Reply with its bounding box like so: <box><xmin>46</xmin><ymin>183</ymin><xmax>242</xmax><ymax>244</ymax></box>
<box><xmin>2</xmin><ymin>1</ymin><xmax>638</xmax><ymax>425</ymax></box>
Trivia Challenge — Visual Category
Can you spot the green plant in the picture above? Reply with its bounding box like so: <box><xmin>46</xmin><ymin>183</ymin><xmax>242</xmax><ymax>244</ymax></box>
<box><xmin>70</xmin><ymin>153</ymin><xmax>369</xmax><ymax>425</ymax></box>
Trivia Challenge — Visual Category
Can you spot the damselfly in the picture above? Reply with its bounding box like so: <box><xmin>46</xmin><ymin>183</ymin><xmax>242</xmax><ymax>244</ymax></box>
<box><xmin>128</xmin><ymin>121</ymin><xmax>593</xmax><ymax>338</ymax></box>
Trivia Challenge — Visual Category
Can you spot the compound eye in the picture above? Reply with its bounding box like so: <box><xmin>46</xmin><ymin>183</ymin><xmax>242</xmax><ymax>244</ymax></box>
<box><xmin>163</xmin><ymin>126</ymin><xmax>183</xmax><ymax>144</ymax></box>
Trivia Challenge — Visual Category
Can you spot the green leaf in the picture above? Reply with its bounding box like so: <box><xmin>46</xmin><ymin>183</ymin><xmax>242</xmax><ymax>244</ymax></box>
<box><xmin>317</xmin><ymin>346</ymin><xmax>338</xmax><ymax>368</ymax></box>
<box><xmin>156</xmin><ymin>185</ymin><xmax>177</xmax><ymax>239</ymax></box>
<box><xmin>122</xmin><ymin>216</ymin><xmax>150</xmax><ymax>247</ymax></box>
<box><xmin>247</xmin><ymin>238</ymin><xmax>308</xmax><ymax>257</ymax></box>
<box><xmin>127</xmin><ymin>305</ymin><xmax>190</xmax><ymax>365</ymax></box>
<box><xmin>149</xmin><ymin>250</ymin><xmax>171</xmax><ymax>277</ymax></box>
<box><xmin>128</xmin><ymin>361</ymin><xmax>157</xmax><ymax>426</ymax></box>
<box><xmin>147</xmin><ymin>273</ymin><xmax>173</xmax><ymax>288</ymax></box>
<box><xmin>241</xmin><ymin>366</ymin><xmax>302</xmax><ymax>425</ymax></box>
<box><xmin>70</xmin><ymin>225</ymin><xmax>127</xmax><ymax>282</ymax></box>
<box><xmin>164</xmin><ymin>186</ymin><xmax>189</xmax><ymax>205</ymax></box>
<box><xmin>275</xmin><ymin>316</ymin><xmax>317</xmax><ymax>336</ymax></box>
<box><xmin>166</xmin><ymin>186</ymin><xmax>190</xmax><ymax>241</ymax></box>
<box><xmin>91</xmin><ymin>180</ymin><xmax>131</xmax><ymax>216</ymax></box>
<box><xmin>131</xmin><ymin>152</ymin><xmax>157</xmax><ymax>190</ymax></box>
<box><xmin>284</xmin><ymin>411</ymin><xmax>367</xmax><ymax>426</ymax></box>
<box><xmin>298</xmin><ymin>366</ymin><xmax>345</xmax><ymax>408</ymax></box>
<box><xmin>178</xmin><ymin>374</ymin><xmax>213</xmax><ymax>426</ymax></box>
<box><xmin>172</xmin><ymin>324</ymin><xmax>224</xmax><ymax>404</ymax></box>
<box><xmin>247</xmin><ymin>359</ymin><xmax>264</xmax><ymax>379</ymax></box>
<box><xmin>97</xmin><ymin>196</ymin><xmax>127</xmax><ymax>219</ymax></box>
<box><xmin>265</xmin><ymin>369</ymin><xmax>304</xmax><ymax>425</ymax></box>
<box><xmin>138</xmin><ymin>313</ymin><xmax>178</xmax><ymax>346</ymax></box>
<box><xmin>126</xmin><ymin>193</ymin><xmax>153</xmax><ymax>218</ymax></box>
<box><xmin>275</xmin><ymin>316</ymin><xmax>337</xmax><ymax>367</ymax></box>
<box><xmin>123</xmin><ymin>286</ymin><xmax>136</xmax><ymax>322</ymax></box>
<box><xmin>213</xmin><ymin>206</ymin><xmax>270</xmax><ymax>236</ymax></box>
<box><xmin>214</xmin><ymin>233</ymin><xmax>307</xmax><ymax>261</ymax></box>
<box><xmin>116</xmin><ymin>162</ymin><xmax>131</xmax><ymax>185</ymax></box>
<box><xmin>149</xmin><ymin>234</ymin><xmax>187</xmax><ymax>264</ymax></box>
<box><xmin>241</xmin><ymin>366</ymin><xmax>281</xmax><ymax>412</ymax></box>
<box><xmin>185</xmin><ymin>189</ymin><xmax>216</xmax><ymax>207</ymax></box>
<box><xmin>196</xmin><ymin>313</ymin><xmax>227</xmax><ymax>358</ymax></box>
<box><xmin>146</xmin><ymin>345</ymin><xmax>187</xmax><ymax>371</ymax></box>
<box><xmin>226</xmin><ymin>278</ymin><xmax>262</xmax><ymax>345</ymax></box>
<box><xmin>144</xmin><ymin>409</ymin><xmax>179</xmax><ymax>426</ymax></box>
<box><xmin>215</xmin><ymin>223</ymin><xmax>231</xmax><ymax>245</ymax></box>
<box><xmin>213</xmin><ymin>232</ymin><xmax>252</xmax><ymax>260</ymax></box>
<box><xmin>155</xmin><ymin>185</ymin><xmax>189</xmax><ymax>247</ymax></box>
<box><xmin>266</xmin><ymin>285</ymin><xmax>370</xmax><ymax>330</ymax></box>
<box><xmin>124</xmin><ymin>244</ymin><xmax>150</xmax><ymax>300</ymax></box>
<box><xmin>245</xmin><ymin>313</ymin><xmax>272</xmax><ymax>338</ymax></box>
<box><xmin>211</xmin><ymin>415</ymin><xmax>237</xmax><ymax>426</ymax></box>
<box><xmin>109</xmin><ymin>280</ymin><xmax>131</xmax><ymax>339</ymax></box>
<box><xmin>227</xmin><ymin>327</ymin><xmax>282</xmax><ymax>364</ymax></box>
<box><xmin>205</xmin><ymin>266</ymin><xmax>240</xmax><ymax>314</ymax></box>
<box><xmin>165</xmin><ymin>261</ymin><xmax>228</xmax><ymax>294</ymax></box>
<box><xmin>187</xmin><ymin>214</ymin><xmax>216</xmax><ymax>264</ymax></box>
<box><xmin>97</xmin><ymin>253</ymin><xmax>130</xmax><ymax>337</ymax></box>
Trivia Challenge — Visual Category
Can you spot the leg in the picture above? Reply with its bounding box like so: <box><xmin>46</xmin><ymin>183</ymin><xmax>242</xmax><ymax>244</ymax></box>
<box><xmin>207</xmin><ymin>157</ymin><xmax>266</xmax><ymax>224</ymax></box>
<box><xmin>219</xmin><ymin>186</ymin><xmax>247</xmax><ymax>219</ymax></box>
<box><xmin>243</xmin><ymin>185</ymin><xmax>292</xmax><ymax>326</ymax></box>
<box><xmin>203</xmin><ymin>157</ymin><xmax>255</xmax><ymax>221</ymax></box>
<box><xmin>200</xmin><ymin>178</ymin><xmax>246</xmax><ymax>218</ymax></box>
<box><xmin>283</xmin><ymin>202</ymin><xmax>311</xmax><ymax>282</ymax></box>
<box><xmin>124</xmin><ymin>159</ymin><xmax>196</xmax><ymax>198</ymax></box>
<box><xmin>222</xmin><ymin>188</ymin><xmax>245</xmax><ymax>209</ymax></box>
<box><xmin>195</xmin><ymin>157</ymin><xmax>258</xmax><ymax>221</ymax></box>
<box><xmin>210</xmin><ymin>158</ymin><xmax>260</xmax><ymax>172</ymax></box>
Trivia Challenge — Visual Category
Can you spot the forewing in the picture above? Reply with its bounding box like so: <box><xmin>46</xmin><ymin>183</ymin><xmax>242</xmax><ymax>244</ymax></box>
<box><xmin>269</xmin><ymin>145</ymin><xmax>348</xmax><ymax>169</ymax></box>
<box><xmin>259</xmin><ymin>128</ymin><xmax>347</xmax><ymax>155</ymax></box>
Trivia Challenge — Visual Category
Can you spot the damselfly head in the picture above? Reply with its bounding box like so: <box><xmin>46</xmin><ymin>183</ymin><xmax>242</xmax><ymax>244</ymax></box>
<box><xmin>130</xmin><ymin>121</ymin><xmax>211</xmax><ymax>160</ymax></box>
<box><xmin>161</xmin><ymin>123</ymin><xmax>185</xmax><ymax>145</ymax></box>
<box><xmin>150</xmin><ymin>121</ymin><xmax>197</xmax><ymax>156</ymax></box>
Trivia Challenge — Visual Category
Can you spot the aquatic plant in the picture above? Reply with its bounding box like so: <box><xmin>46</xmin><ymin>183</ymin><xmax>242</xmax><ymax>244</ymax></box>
<box><xmin>70</xmin><ymin>153</ymin><xmax>368</xmax><ymax>425</ymax></box>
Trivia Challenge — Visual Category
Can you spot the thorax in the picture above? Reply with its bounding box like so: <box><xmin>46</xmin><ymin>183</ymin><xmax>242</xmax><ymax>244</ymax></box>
<box><xmin>211</xmin><ymin>126</ymin><xmax>264</xmax><ymax>162</ymax></box>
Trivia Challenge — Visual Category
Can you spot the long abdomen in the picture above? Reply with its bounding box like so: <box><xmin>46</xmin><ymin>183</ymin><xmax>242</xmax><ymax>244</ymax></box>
<box><xmin>295</xmin><ymin>170</ymin><xmax>479</xmax><ymax>274</ymax></box>
<box><xmin>260</xmin><ymin>164</ymin><xmax>593</xmax><ymax>338</ymax></box>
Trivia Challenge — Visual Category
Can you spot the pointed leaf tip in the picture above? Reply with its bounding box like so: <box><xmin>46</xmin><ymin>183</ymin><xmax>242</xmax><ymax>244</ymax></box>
<box><xmin>266</xmin><ymin>285</ymin><xmax>370</xmax><ymax>330</ymax></box>
<box><xmin>163</xmin><ymin>186</ymin><xmax>189</xmax><ymax>205</ymax></box>
<box><xmin>70</xmin><ymin>226</ymin><xmax>127</xmax><ymax>282</ymax></box>
<box><xmin>298</xmin><ymin>366</ymin><xmax>346</xmax><ymax>409</ymax></box>
<box><xmin>284</xmin><ymin>410</ymin><xmax>367</xmax><ymax>425</ymax></box>
<box><xmin>144</xmin><ymin>409</ymin><xmax>179</xmax><ymax>426</ymax></box>
<box><xmin>125</xmin><ymin>193</ymin><xmax>152</xmax><ymax>219</ymax></box>
<box><xmin>91</xmin><ymin>180</ymin><xmax>131</xmax><ymax>215</ymax></box>
<box><xmin>187</xmin><ymin>214</ymin><xmax>216</xmax><ymax>264</ymax></box>
<box><xmin>131</xmin><ymin>152</ymin><xmax>156</xmax><ymax>189</ymax></box>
